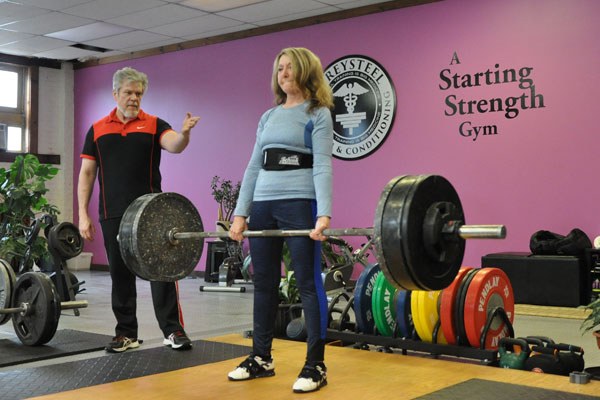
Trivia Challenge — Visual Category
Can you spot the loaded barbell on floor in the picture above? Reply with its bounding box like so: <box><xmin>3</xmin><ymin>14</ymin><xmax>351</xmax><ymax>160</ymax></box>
<box><xmin>117</xmin><ymin>175</ymin><xmax>507</xmax><ymax>290</ymax></box>
<box><xmin>0</xmin><ymin>262</ymin><xmax>88</xmax><ymax>346</ymax></box>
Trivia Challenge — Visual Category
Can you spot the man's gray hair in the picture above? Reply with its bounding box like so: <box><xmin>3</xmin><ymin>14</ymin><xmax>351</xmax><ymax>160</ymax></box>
<box><xmin>112</xmin><ymin>67</ymin><xmax>148</xmax><ymax>93</ymax></box>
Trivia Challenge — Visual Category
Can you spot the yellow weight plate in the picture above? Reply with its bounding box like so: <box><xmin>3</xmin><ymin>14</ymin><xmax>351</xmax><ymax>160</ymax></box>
<box><xmin>416</xmin><ymin>290</ymin><xmax>447</xmax><ymax>344</ymax></box>
<box><xmin>410</xmin><ymin>290</ymin><xmax>426</xmax><ymax>342</ymax></box>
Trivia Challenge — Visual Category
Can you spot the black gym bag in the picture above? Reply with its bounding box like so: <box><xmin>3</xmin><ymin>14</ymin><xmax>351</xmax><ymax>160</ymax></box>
<box><xmin>529</xmin><ymin>228</ymin><xmax>592</xmax><ymax>256</ymax></box>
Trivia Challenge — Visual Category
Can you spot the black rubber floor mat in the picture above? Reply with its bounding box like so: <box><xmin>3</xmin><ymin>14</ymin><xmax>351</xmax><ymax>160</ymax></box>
<box><xmin>0</xmin><ymin>329</ymin><xmax>112</xmax><ymax>368</ymax></box>
<box><xmin>415</xmin><ymin>378</ymin><xmax>599</xmax><ymax>400</ymax></box>
<box><xmin>0</xmin><ymin>339</ymin><xmax>250</xmax><ymax>400</ymax></box>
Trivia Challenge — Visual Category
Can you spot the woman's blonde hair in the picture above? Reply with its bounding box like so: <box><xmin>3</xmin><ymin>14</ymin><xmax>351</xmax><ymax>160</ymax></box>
<box><xmin>271</xmin><ymin>47</ymin><xmax>334</xmax><ymax>113</ymax></box>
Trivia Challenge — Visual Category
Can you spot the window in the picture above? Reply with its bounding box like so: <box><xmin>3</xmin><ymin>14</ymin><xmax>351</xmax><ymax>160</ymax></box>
<box><xmin>0</xmin><ymin>63</ymin><xmax>27</xmax><ymax>153</ymax></box>
<box><xmin>0</xmin><ymin>55</ymin><xmax>60</xmax><ymax>164</ymax></box>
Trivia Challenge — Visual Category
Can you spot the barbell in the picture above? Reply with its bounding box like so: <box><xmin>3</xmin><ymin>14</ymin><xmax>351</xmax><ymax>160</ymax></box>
<box><xmin>0</xmin><ymin>261</ymin><xmax>88</xmax><ymax>346</ymax></box>
<box><xmin>118</xmin><ymin>174</ymin><xmax>506</xmax><ymax>291</ymax></box>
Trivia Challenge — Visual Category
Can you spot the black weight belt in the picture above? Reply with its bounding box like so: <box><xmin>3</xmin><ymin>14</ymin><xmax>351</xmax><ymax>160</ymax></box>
<box><xmin>263</xmin><ymin>148</ymin><xmax>313</xmax><ymax>170</ymax></box>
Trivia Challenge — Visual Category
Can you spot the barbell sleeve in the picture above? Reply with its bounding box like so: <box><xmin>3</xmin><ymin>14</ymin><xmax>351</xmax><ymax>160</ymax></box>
<box><xmin>458</xmin><ymin>224</ymin><xmax>506</xmax><ymax>239</ymax></box>
<box><xmin>0</xmin><ymin>300</ymin><xmax>88</xmax><ymax>315</ymax></box>
<box><xmin>60</xmin><ymin>300</ymin><xmax>89</xmax><ymax>310</ymax></box>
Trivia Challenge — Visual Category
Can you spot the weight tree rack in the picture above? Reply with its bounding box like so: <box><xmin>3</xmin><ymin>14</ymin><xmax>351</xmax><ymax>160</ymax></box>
<box><xmin>324</xmin><ymin>297</ymin><xmax>514</xmax><ymax>366</ymax></box>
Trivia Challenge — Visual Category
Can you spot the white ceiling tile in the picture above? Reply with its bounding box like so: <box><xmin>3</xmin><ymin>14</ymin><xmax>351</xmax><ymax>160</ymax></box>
<box><xmin>85</xmin><ymin>30</ymin><xmax>174</xmax><ymax>50</ymax></box>
<box><xmin>315</xmin><ymin>0</ymin><xmax>353</xmax><ymax>5</ymax></box>
<box><xmin>0</xmin><ymin>47</ymin><xmax>33</xmax><ymax>56</ymax></box>
<box><xmin>253</xmin><ymin>5</ymin><xmax>339</xmax><ymax>26</ymax></box>
<box><xmin>119</xmin><ymin>37</ymin><xmax>182</xmax><ymax>52</ymax></box>
<box><xmin>0</xmin><ymin>1</ymin><xmax>51</xmax><ymax>25</ymax></box>
<box><xmin>182</xmin><ymin>22</ymin><xmax>256</xmax><ymax>40</ymax></box>
<box><xmin>62</xmin><ymin>0</ymin><xmax>167</xmax><ymax>20</ymax></box>
<box><xmin>106</xmin><ymin>4</ymin><xmax>206</xmax><ymax>30</ymax></box>
<box><xmin>46</xmin><ymin>22</ymin><xmax>133</xmax><ymax>42</ymax></box>
<box><xmin>33</xmin><ymin>45</ymin><xmax>101</xmax><ymax>61</ymax></box>
<box><xmin>147</xmin><ymin>13</ymin><xmax>243</xmax><ymax>37</ymax></box>
<box><xmin>0</xmin><ymin>29</ymin><xmax>33</xmax><ymax>46</ymax></box>
<box><xmin>217</xmin><ymin>0</ymin><xmax>327</xmax><ymax>23</ymax></box>
<box><xmin>180</xmin><ymin>0</ymin><xmax>264</xmax><ymax>13</ymax></box>
<box><xmin>14</xmin><ymin>0</ymin><xmax>93</xmax><ymax>11</ymax></box>
<box><xmin>334</xmin><ymin>0</ymin><xmax>397</xmax><ymax>9</ymax></box>
<box><xmin>0</xmin><ymin>12</ymin><xmax>94</xmax><ymax>35</ymax></box>
<box><xmin>0</xmin><ymin>0</ymin><xmax>394</xmax><ymax>60</ymax></box>
<box><xmin>0</xmin><ymin>35</ymin><xmax>74</xmax><ymax>53</ymax></box>
<box><xmin>96</xmin><ymin>49</ymin><xmax>126</xmax><ymax>58</ymax></box>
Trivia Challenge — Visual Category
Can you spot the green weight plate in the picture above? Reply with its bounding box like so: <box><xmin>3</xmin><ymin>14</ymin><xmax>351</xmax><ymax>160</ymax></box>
<box><xmin>371</xmin><ymin>272</ymin><xmax>398</xmax><ymax>336</ymax></box>
<box><xmin>119</xmin><ymin>192</ymin><xmax>204</xmax><ymax>281</ymax></box>
<box><xmin>12</xmin><ymin>272</ymin><xmax>61</xmax><ymax>346</ymax></box>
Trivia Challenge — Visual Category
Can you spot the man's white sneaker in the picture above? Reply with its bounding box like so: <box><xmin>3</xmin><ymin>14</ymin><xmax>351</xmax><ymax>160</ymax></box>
<box><xmin>163</xmin><ymin>330</ymin><xmax>192</xmax><ymax>350</ymax></box>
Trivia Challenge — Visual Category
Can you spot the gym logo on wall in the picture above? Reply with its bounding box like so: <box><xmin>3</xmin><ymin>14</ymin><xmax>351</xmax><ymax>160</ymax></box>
<box><xmin>324</xmin><ymin>55</ymin><xmax>396</xmax><ymax>160</ymax></box>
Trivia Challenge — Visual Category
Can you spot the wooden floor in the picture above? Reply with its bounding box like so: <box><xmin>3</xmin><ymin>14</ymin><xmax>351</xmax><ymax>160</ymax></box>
<box><xmin>29</xmin><ymin>334</ymin><xmax>600</xmax><ymax>400</ymax></box>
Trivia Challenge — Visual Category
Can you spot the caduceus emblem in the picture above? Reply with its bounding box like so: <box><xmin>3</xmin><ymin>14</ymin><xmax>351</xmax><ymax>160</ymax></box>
<box><xmin>333</xmin><ymin>82</ymin><xmax>369</xmax><ymax>136</ymax></box>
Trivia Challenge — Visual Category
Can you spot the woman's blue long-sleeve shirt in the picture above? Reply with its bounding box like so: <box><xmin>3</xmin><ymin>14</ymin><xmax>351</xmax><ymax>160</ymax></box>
<box><xmin>234</xmin><ymin>101</ymin><xmax>333</xmax><ymax>218</ymax></box>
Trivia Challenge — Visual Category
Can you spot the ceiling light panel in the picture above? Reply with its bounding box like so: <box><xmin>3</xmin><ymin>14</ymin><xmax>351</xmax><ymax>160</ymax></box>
<box><xmin>61</xmin><ymin>0</ymin><xmax>166</xmax><ymax>20</ymax></box>
<box><xmin>106</xmin><ymin>4</ymin><xmax>207</xmax><ymax>30</ymax></box>
<box><xmin>217</xmin><ymin>0</ymin><xmax>327</xmax><ymax>23</ymax></box>
<box><xmin>0</xmin><ymin>12</ymin><xmax>94</xmax><ymax>35</ymax></box>
<box><xmin>46</xmin><ymin>22</ymin><xmax>133</xmax><ymax>42</ymax></box>
<box><xmin>181</xmin><ymin>0</ymin><xmax>265</xmax><ymax>13</ymax></box>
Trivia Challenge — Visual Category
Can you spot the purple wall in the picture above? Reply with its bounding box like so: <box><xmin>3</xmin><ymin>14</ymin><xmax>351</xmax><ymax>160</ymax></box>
<box><xmin>74</xmin><ymin>0</ymin><xmax>600</xmax><ymax>275</ymax></box>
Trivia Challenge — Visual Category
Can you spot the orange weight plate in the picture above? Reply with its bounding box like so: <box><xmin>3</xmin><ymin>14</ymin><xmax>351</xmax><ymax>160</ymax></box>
<box><xmin>463</xmin><ymin>268</ymin><xmax>514</xmax><ymax>349</ymax></box>
<box><xmin>440</xmin><ymin>266</ymin><xmax>474</xmax><ymax>345</ymax></box>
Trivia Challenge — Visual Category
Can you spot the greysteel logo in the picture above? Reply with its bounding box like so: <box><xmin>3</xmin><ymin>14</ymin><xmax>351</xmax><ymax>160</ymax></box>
<box><xmin>324</xmin><ymin>55</ymin><xmax>396</xmax><ymax>160</ymax></box>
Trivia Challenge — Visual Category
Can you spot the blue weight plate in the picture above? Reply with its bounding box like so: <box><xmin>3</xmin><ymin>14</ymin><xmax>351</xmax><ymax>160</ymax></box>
<box><xmin>395</xmin><ymin>289</ymin><xmax>413</xmax><ymax>338</ymax></box>
<box><xmin>353</xmin><ymin>263</ymin><xmax>381</xmax><ymax>334</ymax></box>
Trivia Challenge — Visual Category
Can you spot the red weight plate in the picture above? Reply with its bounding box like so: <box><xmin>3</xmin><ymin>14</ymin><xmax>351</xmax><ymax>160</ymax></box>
<box><xmin>440</xmin><ymin>266</ymin><xmax>474</xmax><ymax>345</ymax></box>
<box><xmin>463</xmin><ymin>268</ymin><xmax>514</xmax><ymax>349</ymax></box>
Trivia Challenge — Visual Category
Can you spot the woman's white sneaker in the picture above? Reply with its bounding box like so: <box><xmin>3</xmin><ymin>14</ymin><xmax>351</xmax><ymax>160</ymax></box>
<box><xmin>228</xmin><ymin>355</ymin><xmax>275</xmax><ymax>381</ymax></box>
<box><xmin>292</xmin><ymin>363</ymin><xmax>327</xmax><ymax>393</ymax></box>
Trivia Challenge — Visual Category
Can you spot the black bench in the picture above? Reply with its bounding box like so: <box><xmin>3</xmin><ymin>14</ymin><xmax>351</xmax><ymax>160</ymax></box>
<box><xmin>481</xmin><ymin>252</ymin><xmax>590</xmax><ymax>307</ymax></box>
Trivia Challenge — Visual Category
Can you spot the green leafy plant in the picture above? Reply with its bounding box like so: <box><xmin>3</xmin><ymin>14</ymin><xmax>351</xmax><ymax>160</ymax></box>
<box><xmin>279</xmin><ymin>243</ymin><xmax>300</xmax><ymax>304</ymax></box>
<box><xmin>581</xmin><ymin>297</ymin><xmax>600</xmax><ymax>335</ymax></box>
<box><xmin>0</xmin><ymin>154</ymin><xmax>60</xmax><ymax>271</ymax></box>
<box><xmin>210</xmin><ymin>176</ymin><xmax>241</xmax><ymax>222</ymax></box>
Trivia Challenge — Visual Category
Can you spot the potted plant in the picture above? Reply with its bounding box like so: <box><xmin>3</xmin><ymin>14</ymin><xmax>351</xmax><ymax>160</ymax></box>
<box><xmin>210</xmin><ymin>176</ymin><xmax>241</xmax><ymax>230</ymax></box>
<box><xmin>273</xmin><ymin>243</ymin><xmax>302</xmax><ymax>337</ymax></box>
<box><xmin>581</xmin><ymin>297</ymin><xmax>600</xmax><ymax>348</ymax></box>
<box><xmin>0</xmin><ymin>154</ymin><xmax>60</xmax><ymax>272</ymax></box>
